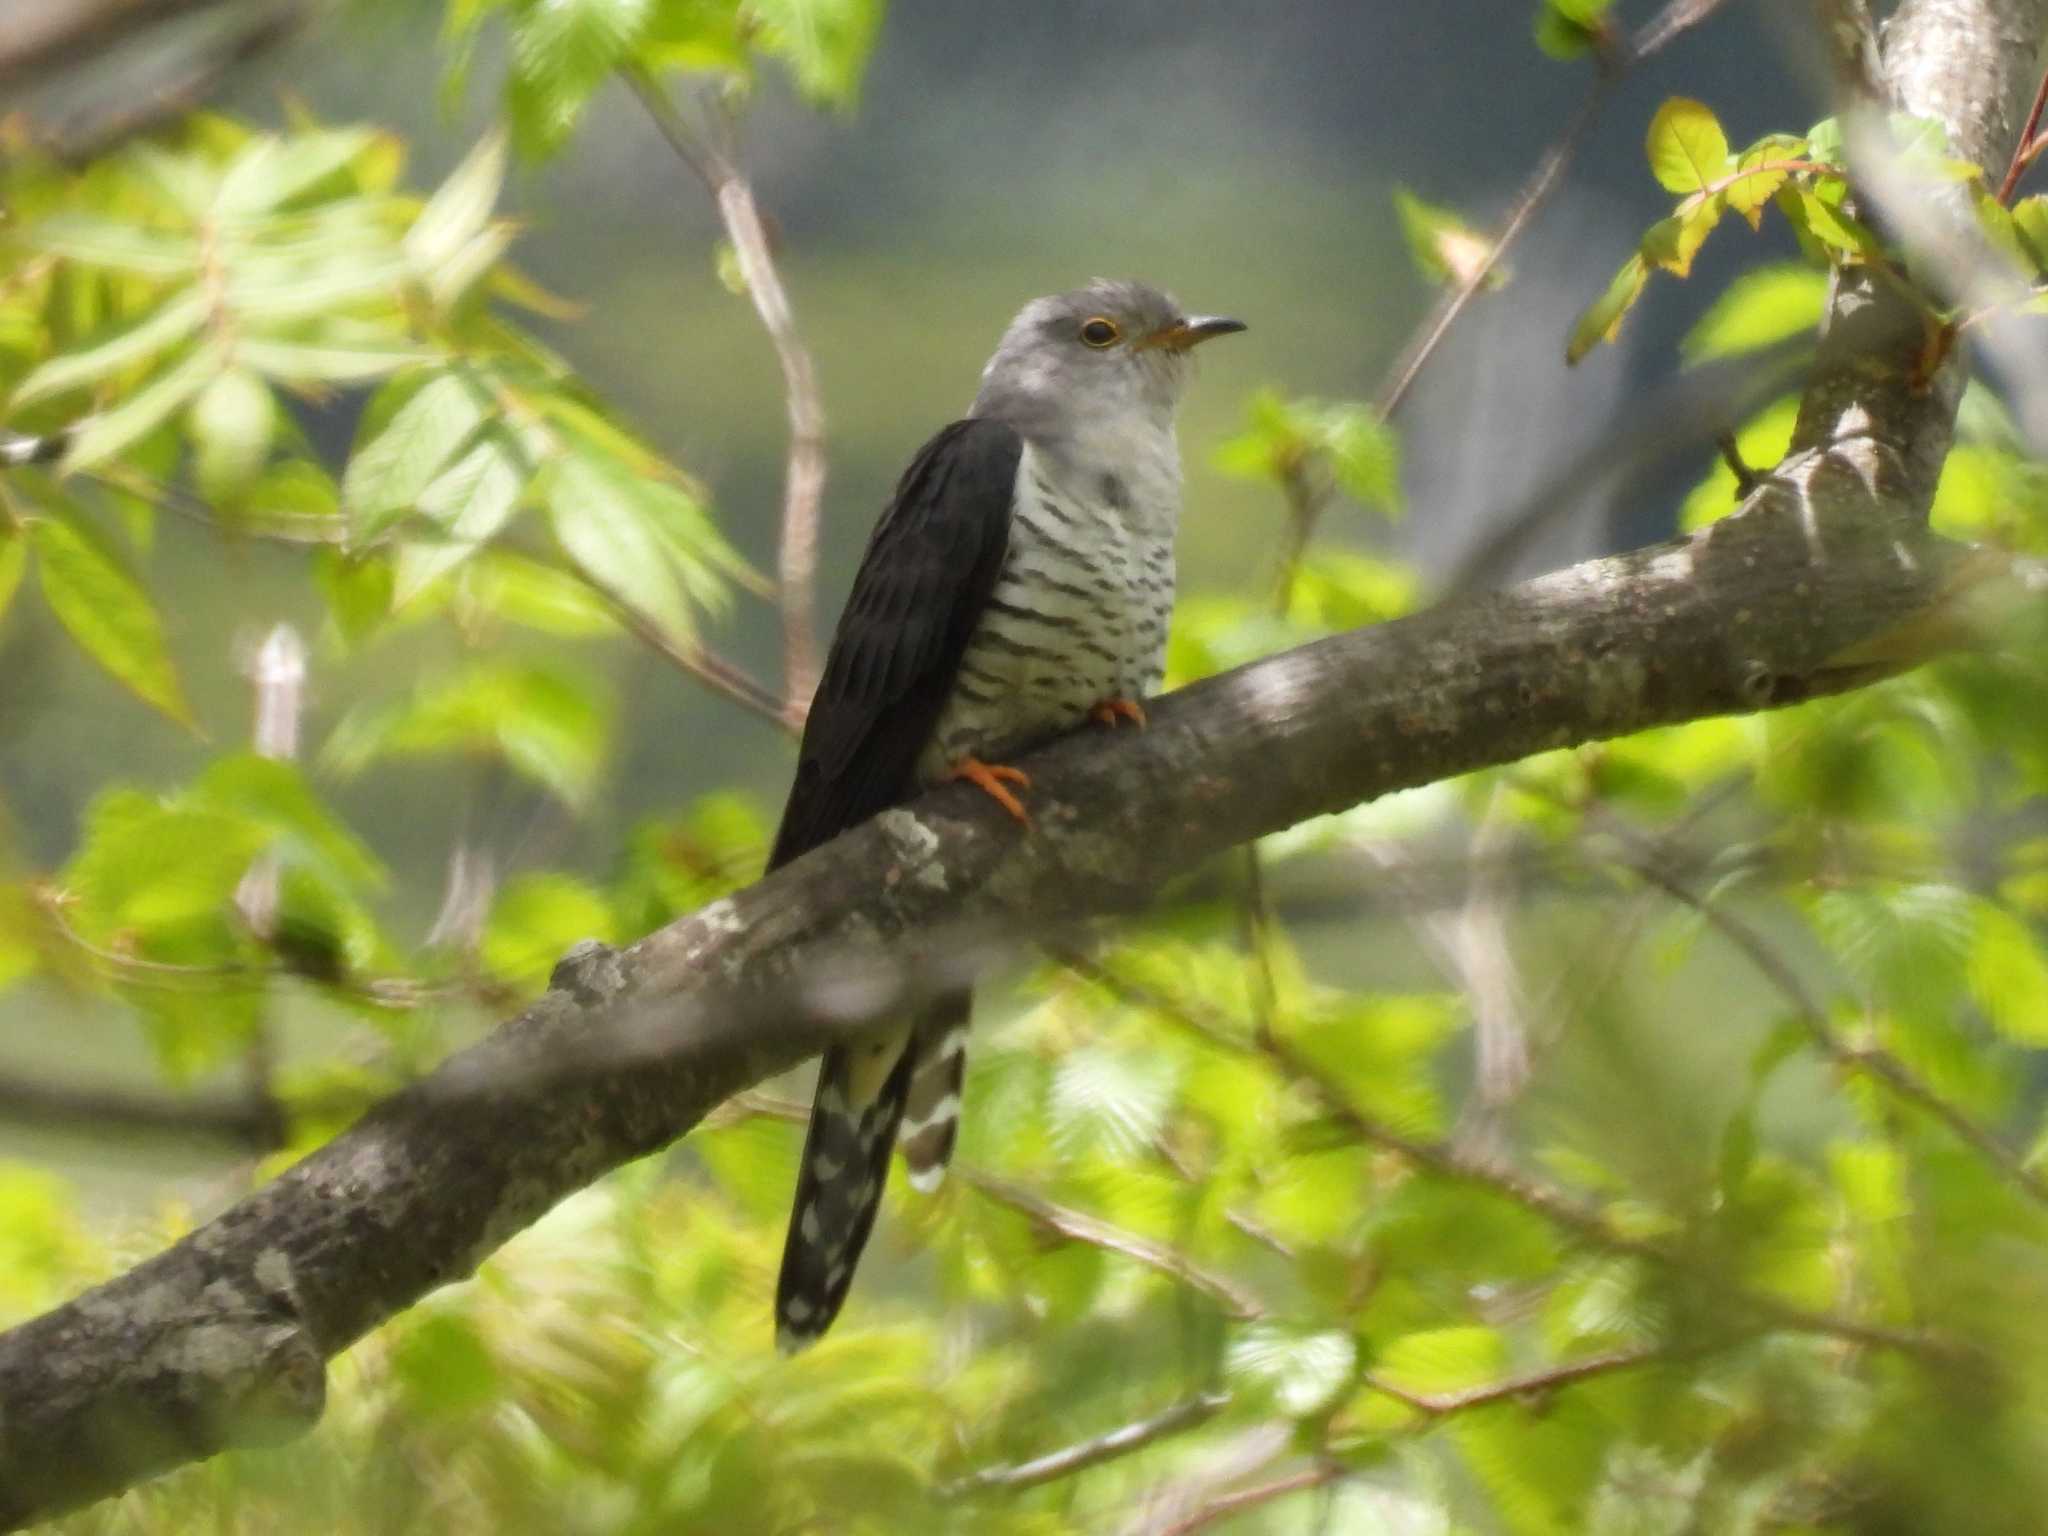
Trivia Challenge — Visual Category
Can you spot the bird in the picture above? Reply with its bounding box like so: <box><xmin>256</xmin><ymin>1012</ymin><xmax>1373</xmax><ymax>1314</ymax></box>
<box><xmin>767</xmin><ymin>279</ymin><xmax>1244</xmax><ymax>1350</ymax></box>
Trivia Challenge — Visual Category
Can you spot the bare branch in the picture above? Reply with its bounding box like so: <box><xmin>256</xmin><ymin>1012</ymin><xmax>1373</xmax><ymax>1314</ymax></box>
<box><xmin>0</xmin><ymin>0</ymin><xmax>236</xmax><ymax>91</ymax></box>
<box><xmin>727</xmin><ymin>1089</ymin><xmax>1268</xmax><ymax>1319</ymax></box>
<box><xmin>1374</xmin><ymin>0</ymin><xmax>1736</xmax><ymax>422</ymax></box>
<box><xmin>1621</xmin><ymin>844</ymin><xmax>2048</xmax><ymax>1210</ymax></box>
<box><xmin>628</xmin><ymin>71</ymin><xmax>828</xmax><ymax>716</ymax></box>
<box><xmin>943</xmin><ymin>1391</ymin><xmax>1232</xmax><ymax>1497</ymax></box>
<box><xmin>1153</xmin><ymin>1462</ymin><xmax>1339</xmax><ymax>1536</ymax></box>
<box><xmin>1365</xmin><ymin>1345</ymin><xmax>1669</xmax><ymax>1418</ymax></box>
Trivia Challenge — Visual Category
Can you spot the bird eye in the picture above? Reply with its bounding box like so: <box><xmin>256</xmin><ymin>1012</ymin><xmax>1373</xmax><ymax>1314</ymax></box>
<box><xmin>1079</xmin><ymin>317</ymin><xmax>1121</xmax><ymax>348</ymax></box>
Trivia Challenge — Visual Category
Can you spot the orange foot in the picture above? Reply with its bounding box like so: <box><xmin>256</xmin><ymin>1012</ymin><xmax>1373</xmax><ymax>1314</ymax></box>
<box><xmin>1090</xmin><ymin>696</ymin><xmax>1148</xmax><ymax>729</ymax></box>
<box><xmin>947</xmin><ymin>757</ymin><xmax>1033</xmax><ymax>825</ymax></box>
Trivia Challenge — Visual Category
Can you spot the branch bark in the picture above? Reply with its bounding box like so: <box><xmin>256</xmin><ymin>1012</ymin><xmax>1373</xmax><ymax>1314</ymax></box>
<box><xmin>0</xmin><ymin>0</ymin><xmax>2041</xmax><ymax>1526</ymax></box>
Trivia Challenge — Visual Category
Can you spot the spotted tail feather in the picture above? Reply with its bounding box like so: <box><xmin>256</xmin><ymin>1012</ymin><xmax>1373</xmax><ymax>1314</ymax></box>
<box><xmin>775</xmin><ymin>1027</ymin><xmax>913</xmax><ymax>1353</ymax></box>
<box><xmin>774</xmin><ymin>998</ymin><xmax>973</xmax><ymax>1352</ymax></box>
<box><xmin>899</xmin><ymin>995</ymin><xmax>969</xmax><ymax>1193</ymax></box>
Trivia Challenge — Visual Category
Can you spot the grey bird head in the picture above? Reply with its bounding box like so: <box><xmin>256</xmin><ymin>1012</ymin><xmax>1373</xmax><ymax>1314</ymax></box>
<box><xmin>969</xmin><ymin>279</ymin><xmax>1244</xmax><ymax>446</ymax></box>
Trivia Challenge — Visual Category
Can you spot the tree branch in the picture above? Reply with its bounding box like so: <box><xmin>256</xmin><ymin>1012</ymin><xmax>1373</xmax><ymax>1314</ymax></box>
<box><xmin>628</xmin><ymin>71</ymin><xmax>828</xmax><ymax>716</ymax></box>
<box><xmin>0</xmin><ymin>1</ymin><xmax>2041</xmax><ymax>1526</ymax></box>
<box><xmin>1374</xmin><ymin>0</ymin><xmax>1736</xmax><ymax>422</ymax></box>
<box><xmin>941</xmin><ymin>1391</ymin><xmax>1232</xmax><ymax>1497</ymax></box>
<box><xmin>0</xmin><ymin>0</ymin><xmax>237</xmax><ymax>91</ymax></box>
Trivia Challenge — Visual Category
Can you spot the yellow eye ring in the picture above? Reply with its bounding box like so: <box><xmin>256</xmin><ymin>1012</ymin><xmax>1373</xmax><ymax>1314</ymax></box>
<box><xmin>1079</xmin><ymin>316</ymin><xmax>1121</xmax><ymax>348</ymax></box>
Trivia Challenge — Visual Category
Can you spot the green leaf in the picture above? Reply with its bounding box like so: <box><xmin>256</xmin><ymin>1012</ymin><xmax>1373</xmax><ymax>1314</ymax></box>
<box><xmin>188</xmin><ymin>367</ymin><xmax>276</xmax><ymax>502</ymax></box>
<box><xmin>1393</xmin><ymin>187</ymin><xmax>1506</xmax><ymax>289</ymax></box>
<box><xmin>407</xmin><ymin>130</ymin><xmax>509</xmax><ymax>276</ymax></box>
<box><xmin>226</xmin><ymin>253</ymin><xmax>414</xmax><ymax>323</ymax></box>
<box><xmin>236</xmin><ymin>337</ymin><xmax>436</xmax><ymax>384</ymax></box>
<box><xmin>2012</xmin><ymin>195</ymin><xmax>2048</xmax><ymax>274</ymax></box>
<box><xmin>1376</xmin><ymin>1325</ymin><xmax>1508</xmax><ymax>1396</ymax></box>
<box><xmin>1778</xmin><ymin>184</ymin><xmax>1881</xmax><ymax>261</ymax></box>
<box><xmin>190</xmin><ymin>754</ymin><xmax>385</xmax><ymax>893</ymax></box>
<box><xmin>27</xmin><ymin>215</ymin><xmax>201</xmax><ymax>277</ymax></box>
<box><xmin>1640</xmin><ymin>195</ymin><xmax>1724</xmax><ymax>278</ymax></box>
<box><xmin>342</xmin><ymin>371</ymin><xmax>492</xmax><ymax>539</ymax></box>
<box><xmin>545</xmin><ymin>453</ymin><xmax>693</xmax><ymax>641</ymax></box>
<box><xmin>315</xmin><ymin>548</ymin><xmax>395</xmax><ymax>646</ymax></box>
<box><xmin>1533</xmin><ymin>0</ymin><xmax>1612</xmax><ymax>58</ymax></box>
<box><xmin>456</xmin><ymin>550</ymin><xmax>619</xmax><ymax>636</ymax></box>
<box><xmin>1566</xmin><ymin>253</ymin><xmax>1648</xmax><ymax>364</ymax></box>
<box><xmin>1646</xmin><ymin>98</ymin><xmax>1731</xmax><ymax>194</ymax></box>
<box><xmin>1968</xmin><ymin>906</ymin><xmax>2048</xmax><ymax>1047</ymax></box>
<box><xmin>61</xmin><ymin>336</ymin><xmax>229</xmax><ymax>473</ymax></box>
<box><xmin>1724</xmin><ymin>140</ymin><xmax>1798</xmax><ymax>227</ymax></box>
<box><xmin>1806</xmin><ymin>115</ymin><xmax>1847</xmax><ymax>169</ymax></box>
<box><xmin>11</xmin><ymin>289</ymin><xmax>209</xmax><ymax>407</ymax></box>
<box><xmin>392</xmin><ymin>1314</ymin><xmax>501</xmax><ymax>1417</ymax></box>
<box><xmin>1228</xmin><ymin>1323</ymin><xmax>1356</xmax><ymax>1416</ymax></box>
<box><xmin>65</xmin><ymin>790</ymin><xmax>267</xmax><ymax>934</ymax></box>
<box><xmin>481</xmin><ymin>873</ymin><xmax>616</xmax><ymax>991</ymax></box>
<box><xmin>744</xmin><ymin>0</ymin><xmax>885</xmax><ymax>107</ymax></box>
<box><xmin>0</xmin><ymin>529</ymin><xmax>26</xmax><ymax>625</ymax></box>
<box><xmin>30</xmin><ymin>514</ymin><xmax>192</xmax><ymax>726</ymax></box>
<box><xmin>507</xmin><ymin>0</ymin><xmax>653</xmax><ymax>158</ymax></box>
<box><xmin>215</xmin><ymin>128</ymin><xmax>377</xmax><ymax>220</ymax></box>
<box><xmin>322</xmin><ymin>661</ymin><xmax>612</xmax><ymax>808</ymax></box>
<box><xmin>1682</xmin><ymin>265</ymin><xmax>1827</xmax><ymax>363</ymax></box>
<box><xmin>393</xmin><ymin>436</ymin><xmax>527</xmax><ymax>604</ymax></box>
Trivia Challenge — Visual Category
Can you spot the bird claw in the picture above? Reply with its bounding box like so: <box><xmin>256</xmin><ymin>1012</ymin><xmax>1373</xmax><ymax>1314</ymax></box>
<box><xmin>947</xmin><ymin>757</ymin><xmax>1033</xmax><ymax>824</ymax></box>
<box><xmin>1090</xmin><ymin>697</ymin><xmax>1148</xmax><ymax>729</ymax></box>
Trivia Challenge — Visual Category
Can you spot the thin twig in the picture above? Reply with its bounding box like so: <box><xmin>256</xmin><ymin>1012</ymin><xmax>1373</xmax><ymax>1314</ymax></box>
<box><xmin>1373</xmin><ymin>0</ymin><xmax>1736</xmax><ymax>424</ymax></box>
<box><xmin>723</xmin><ymin>1090</ymin><xmax>1269</xmax><ymax>1319</ymax></box>
<box><xmin>943</xmin><ymin>1391</ymin><xmax>1231</xmax><ymax>1496</ymax></box>
<box><xmin>1154</xmin><ymin>1462</ymin><xmax>1340</xmax><ymax>1536</ymax></box>
<box><xmin>628</xmin><ymin>70</ymin><xmax>827</xmax><ymax>717</ymax></box>
<box><xmin>1716</xmin><ymin>427</ymin><xmax>1765</xmax><ymax>494</ymax></box>
<box><xmin>1996</xmin><ymin>60</ymin><xmax>2048</xmax><ymax>203</ymax></box>
<box><xmin>1065</xmin><ymin>946</ymin><xmax>1956</xmax><ymax>1362</ymax></box>
<box><xmin>1624</xmin><ymin>851</ymin><xmax>2048</xmax><ymax>1211</ymax></box>
<box><xmin>1364</xmin><ymin>1345</ymin><xmax>1667</xmax><ymax>1417</ymax></box>
<box><xmin>1375</xmin><ymin>85</ymin><xmax>1608</xmax><ymax>423</ymax></box>
<box><xmin>960</xmin><ymin>1170</ymin><xmax>1270</xmax><ymax>1321</ymax></box>
<box><xmin>579</xmin><ymin>563</ymin><xmax>795</xmax><ymax>731</ymax></box>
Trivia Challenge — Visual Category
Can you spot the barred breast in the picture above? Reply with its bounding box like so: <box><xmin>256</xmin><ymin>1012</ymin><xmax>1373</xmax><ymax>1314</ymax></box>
<box><xmin>918</xmin><ymin>441</ymin><xmax>1177</xmax><ymax>782</ymax></box>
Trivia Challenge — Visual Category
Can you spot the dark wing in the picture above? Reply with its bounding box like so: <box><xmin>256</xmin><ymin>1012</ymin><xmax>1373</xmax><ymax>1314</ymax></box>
<box><xmin>768</xmin><ymin>417</ymin><xmax>1020</xmax><ymax>870</ymax></box>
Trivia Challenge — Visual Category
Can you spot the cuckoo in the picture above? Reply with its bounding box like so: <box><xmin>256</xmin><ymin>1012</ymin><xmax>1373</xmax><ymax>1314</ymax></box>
<box><xmin>769</xmin><ymin>279</ymin><xmax>1244</xmax><ymax>1350</ymax></box>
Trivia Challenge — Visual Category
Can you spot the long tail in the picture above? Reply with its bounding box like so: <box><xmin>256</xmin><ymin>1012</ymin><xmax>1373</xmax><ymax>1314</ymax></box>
<box><xmin>774</xmin><ymin>995</ymin><xmax>970</xmax><ymax>1352</ymax></box>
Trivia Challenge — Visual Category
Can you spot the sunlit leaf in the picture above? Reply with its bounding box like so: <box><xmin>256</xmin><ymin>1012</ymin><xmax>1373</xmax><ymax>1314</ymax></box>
<box><xmin>1646</xmin><ymin>98</ymin><xmax>1731</xmax><ymax>194</ymax></box>
<box><xmin>12</xmin><ymin>289</ymin><xmax>209</xmax><ymax>407</ymax></box>
<box><xmin>188</xmin><ymin>367</ymin><xmax>276</xmax><ymax>501</ymax></box>
<box><xmin>343</xmin><ymin>370</ymin><xmax>492</xmax><ymax>538</ymax></box>
<box><xmin>744</xmin><ymin>0</ymin><xmax>886</xmax><ymax>107</ymax></box>
<box><xmin>545</xmin><ymin>452</ymin><xmax>693</xmax><ymax>642</ymax></box>
<box><xmin>216</xmin><ymin>128</ymin><xmax>377</xmax><ymax>219</ymax></box>
<box><xmin>481</xmin><ymin>873</ymin><xmax>616</xmax><ymax>992</ymax></box>
<box><xmin>61</xmin><ymin>336</ymin><xmax>229</xmax><ymax>473</ymax></box>
<box><xmin>30</xmin><ymin>514</ymin><xmax>192</xmax><ymax>726</ymax></box>
<box><xmin>27</xmin><ymin>215</ymin><xmax>201</xmax><ymax>277</ymax></box>
<box><xmin>1566</xmin><ymin>252</ymin><xmax>1647</xmax><ymax>364</ymax></box>
<box><xmin>1682</xmin><ymin>264</ymin><xmax>1826</xmax><ymax>363</ymax></box>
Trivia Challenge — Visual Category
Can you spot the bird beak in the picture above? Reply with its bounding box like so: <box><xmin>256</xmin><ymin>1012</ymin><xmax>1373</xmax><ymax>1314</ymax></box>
<box><xmin>1139</xmin><ymin>315</ymin><xmax>1248</xmax><ymax>352</ymax></box>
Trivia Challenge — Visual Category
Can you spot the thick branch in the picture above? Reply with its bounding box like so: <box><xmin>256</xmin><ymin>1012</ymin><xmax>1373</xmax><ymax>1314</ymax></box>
<box><xmin>0</xmin><ymin>0</ymin><xmax>232</xmax><ymax>90</ymax></box>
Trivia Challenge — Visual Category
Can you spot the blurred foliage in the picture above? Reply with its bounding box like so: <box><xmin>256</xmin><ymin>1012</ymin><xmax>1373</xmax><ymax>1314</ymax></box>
<box><xmin>0</xmin><ymin>4</ymin><xmax>2046</xmax><ymax>1534</ymax></box>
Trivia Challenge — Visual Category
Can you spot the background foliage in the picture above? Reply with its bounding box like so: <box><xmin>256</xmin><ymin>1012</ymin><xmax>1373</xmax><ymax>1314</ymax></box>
<box><xmin>3</xmin><ymin>0</ymin><xmax>2048</xmax><ymax>1531</ymax></box>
